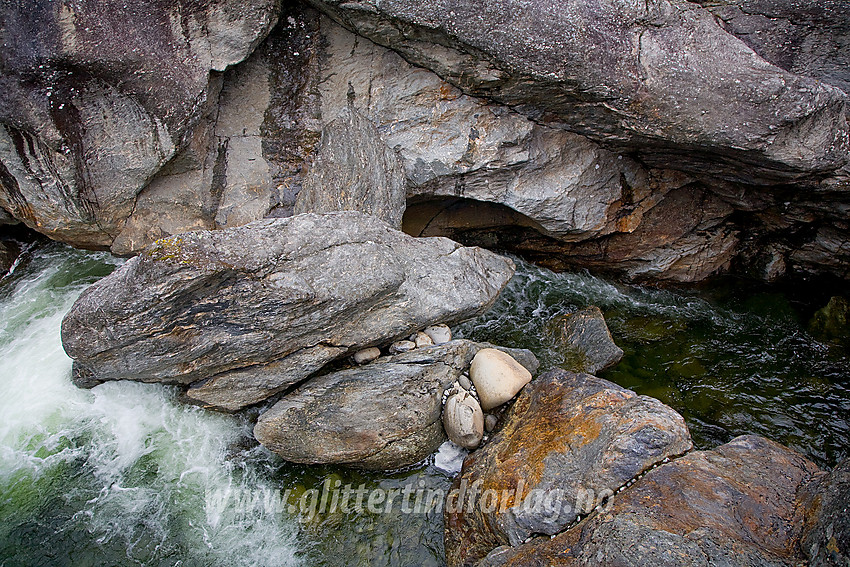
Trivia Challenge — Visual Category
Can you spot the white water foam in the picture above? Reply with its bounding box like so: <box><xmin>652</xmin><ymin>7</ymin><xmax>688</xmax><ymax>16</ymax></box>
<box><xmin>432</xmin><ymin>441</ymin><xmax>468</xmax><ymax>475</ymax></box>
<box><xmin>0</xmin><ymin>245</ymin><xmax>302</xmax><ymax>566</ymax></box>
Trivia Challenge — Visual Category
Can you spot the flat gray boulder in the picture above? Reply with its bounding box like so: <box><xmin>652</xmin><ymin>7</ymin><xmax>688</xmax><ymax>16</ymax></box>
<box><xmin>254</xmin><ymin>339</ymin><xmax>537</xmax><ymax>469</ymax></box>
<box><xmin>61</xmin><ymin>211</ymin><xmax>515</xmax><ymax>410</ymax></box>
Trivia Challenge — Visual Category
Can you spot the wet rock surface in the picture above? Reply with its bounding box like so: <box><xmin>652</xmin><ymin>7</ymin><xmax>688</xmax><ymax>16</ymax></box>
<box><xmin>800</xmin><ymin>458</ymin><xmax>850</xmax><ymax>567</ymax></box>
<box><xmin>0</xmin><ymin>239</ymin><xmax>20</xmax><ymax>275</ymax></box>
<box><xmin>254</xmin><ymin>339</ymin><xmax>537</xmax><ymax>470</ymax></box>
<box><xmin>550</xmin><ymin>306</ymin><xmax>623</xmax><ymax>374</ymax></box>
<box><xmin>61</xmin><ymin>211</ymin><xmax>515</xmax><ymax>410</ymax></box>
<box><xmin>477</xmin><ymin>435</ymin><xmax>823</xmax><ymax>567</ymax></box>
<box><xmin>445</xmin><ymin>369</ymin><xmax>693</xmax><ymax>566</ymax></box>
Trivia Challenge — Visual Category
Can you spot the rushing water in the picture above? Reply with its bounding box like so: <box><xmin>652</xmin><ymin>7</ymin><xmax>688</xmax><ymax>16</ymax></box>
<box><xmin>0</xmin><ymin>244</ymin><xmax>847</xmax><ymax>566</ymax></box>
<box><xmin>456</xmin><ymin>258</ymin><xmax>850</xmax><ymax>469</ymax></box>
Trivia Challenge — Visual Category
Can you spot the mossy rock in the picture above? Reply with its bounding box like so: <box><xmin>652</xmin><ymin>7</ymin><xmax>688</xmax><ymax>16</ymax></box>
<box><xmin>808</xmin><ymin>296</ymin><xmax>850</xmax><ymax>344</ymax></box>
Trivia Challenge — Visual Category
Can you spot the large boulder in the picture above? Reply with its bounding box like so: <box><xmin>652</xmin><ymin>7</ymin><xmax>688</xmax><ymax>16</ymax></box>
<box><xmin>0</xmin><ymin>0</ymin><xmax>280</xmax><ymax>248</ymax></box>
<box><xmin>61</xmin><ymin>211</ymin><xmax>515</xmax><ymax>410</ymax></box>
<box><xmin>445</xmin><ymin>369</ymin><xmax>693</xmax><ymax>566</ymax></box>
<box><xmin>478</xmin><ymin>435</ymin><xmax>823</xmax><ymax>567</ymax></box>
<box><xmin>294</xmin><ymin>106</ymin><xmax>407</xmax><ymax>229</ymax></box>
<box><xmin>254</xmin><ymin>339</ymin><xmax>537</xmax><ymax>470</ymax></box>
<box><xmin>800</xmin><ymin>458</ymin><xmax>850</xmax><ymax>567</ymax></box>
<box><xmin>306</xmin><ymin>0</ymin><xmax>849</xmax><ymax>182</ymax></box>
<box><xmin>549</xmin><ymin>306</ymin><xmax>624</xmax><ymax>374</ymax></box>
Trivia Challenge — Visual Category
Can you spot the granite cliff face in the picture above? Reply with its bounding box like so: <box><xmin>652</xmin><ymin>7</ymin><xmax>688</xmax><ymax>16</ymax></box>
<box><xmin>1</xmin><ymin>0</ymin><xmax>849</xmax><ymax>281</ymax></box>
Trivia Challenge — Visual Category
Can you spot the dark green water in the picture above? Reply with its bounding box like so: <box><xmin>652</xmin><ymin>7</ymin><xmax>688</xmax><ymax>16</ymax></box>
<box><xmin>0</xmin><ymin>245</ymin><xmax>847</xmax><ymax>566</ymax></box>
<box><xmin>456</xmin><ymin>257</ymin><xmax>850</xmax><ymax>469</ymax></box>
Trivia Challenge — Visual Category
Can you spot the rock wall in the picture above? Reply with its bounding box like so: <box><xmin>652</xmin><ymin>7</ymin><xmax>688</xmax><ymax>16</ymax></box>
<box><xmin>0</xmin><ymin>0</ymin><xmax>280</xmax><ymax>248</ymax></box>
<box><xmin>1</xmin><ymin>0</ymin><xmax>849</xmax><ymax>282</ymax></box>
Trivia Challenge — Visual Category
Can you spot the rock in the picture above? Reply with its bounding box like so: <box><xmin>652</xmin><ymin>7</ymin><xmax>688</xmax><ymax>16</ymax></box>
<box><xmin>61</xmin><ymin>211</ymin><xmax>515</xmax><ymax>411</ymax></box>
<box><xmin>307</xmin><ymin>0</ymin><xmax>849</xmax><ymax>182</ymax></box>
<box><xmin>550</xmin><ymin>306</ymin><xmax>624</xmax><ymax>374</ymax></box>
<box><xmin>425</xmin><ymin>324</ymin><xmax>453</xmax><ymax>345</ymax></box>
<box><xmin>414</xmin><ymin>332</ymin><xmax>435</xmax><ymax>348</ymax></box>
<box><xmin>445</xmin><ymin>369</ymin><xmax>693</xmax><ymax>567</ymax></box>
<box><xmin>478</xmin><ymin>435</ymin><xmax>822</xmax><ymax>567</ymax></box>
<box><xmin>390</xmin><ymin>340</ymin><xmax>417</xmax><ymax>354</ymax></box>
<box><xmin>353</xmin><ymin>347</ymin><xmax>381</xmax><ymax>365</ymax></box>
<box><xmin>0</xmin><ymin>208</ymin><xmax>18</xmax><ymax>226</ymax></box>
<box><xmin>254</xmin><ymin>339</ymin><xmax>537</xmax><ymax>469</ymax></box>
<box><xmin>469</xmin><ymin>349</ymin><xmax>533</xmax><ymax>411</ymax></box>
<box><xmin>800</xmin><ymin>458</ymin><xmax>850</xmax><ymax>567</ymax></box>
<box><xmin>0</xmin><ymin>0</ymin><xmax>280</xmax><ymax>248</ymax></box>
<box><xmin>696</xmin><ymin>0</ymin><xmax>850</xmax><ymax>94</ymax></box>
<box><xmin>294</xmin><ymin>106</ymin><xmax>406</xmax><ymax>229</ymax></box>
<box><xmin>418</xmin><ymin>184</ymin><xmax>740</xmax><ymax>283</ymax></box>
<box><xmin>109</xmin><ymin>102</ymin><xmax>223</xmax><ymax>256</ymax></box>
<box><xmin>316</xmin><ymin>17</ymin><xmax>691</xmax><ymax>245</ymax></box>
<box><xmin>484</xmin><ymin>414</ymin><xmax>498</xmax><ymax>433</ymax></box>
<box><xmin>443</xmin><ymin>391</ymin><xmax>485</xmax><ymax>450</ymax></box>
<box><xmin>458</xmin><ymin>375</ymin><xmax>473</xmax><ymax>391</ymax></box>
<box><xmin>0</xmin><ymin>239</ymin><xmax>21</xmax><ymax>275</ymax></box>
<box><xmin>809</xmin><ymin>296</ymin><xmax>850</xmax><ymax>344</ymax></box>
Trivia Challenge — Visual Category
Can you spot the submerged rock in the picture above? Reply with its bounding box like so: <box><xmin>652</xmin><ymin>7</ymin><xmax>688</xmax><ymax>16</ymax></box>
<box><xmin>445</xmin><ymin>369</ymin><xmax>693</xmax><ymax>567</ymax></box>
<box><xmin>254</xmin><ymin>340</ymin><xmax>537</xmax><ymax>469</ymax></box>
<box><xmin>809</xmin><ymin>296</ymin><xmax>850</xmax><ymax>344</ymax></box>
<box><xmin>479</xmin><ymin>435</ymin><xmax>822</xmax><ymax>567</ymax></box>
<box><xmin>61</xmin><ymin>212</ymin><xmax>515</xmax><ymax>411</ymax></box>
<box><xmin>469</xmin><ymin>349</ymin><xmax>533</xmax><ymax>411</ymax></box>
<box><xmin>550</xmin><ymin>306</ymin><xmax>624</xmax><ymax>374</ymax></box>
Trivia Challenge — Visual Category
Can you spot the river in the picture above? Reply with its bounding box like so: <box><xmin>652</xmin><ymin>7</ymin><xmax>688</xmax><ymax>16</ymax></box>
<box><xmin>0</xmin><ymin>243</ymin><xmax>847</xmax><ymax>566</ymax></box>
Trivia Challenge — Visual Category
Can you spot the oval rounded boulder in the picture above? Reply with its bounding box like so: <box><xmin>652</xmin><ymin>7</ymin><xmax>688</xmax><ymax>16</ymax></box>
<box><xmin>443</xmin><ymin>392</ymin><xmax>485</xmax><ymax>450</ymax></box>
<box><xmin>469</xmin><ymin>348</ymin><xmax>532</xmax><ymax>411</ymax></box>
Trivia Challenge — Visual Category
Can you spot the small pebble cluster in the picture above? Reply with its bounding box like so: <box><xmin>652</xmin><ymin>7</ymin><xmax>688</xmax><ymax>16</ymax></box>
<box><xmin>352</xmin><ymin>323</ymin><xmax>453</xmax><ymax>363</ymax></box>
<box><xmin>351</xmin><ymin>327</ymin><xmax>531</xmax><ymax>453</ymax></box>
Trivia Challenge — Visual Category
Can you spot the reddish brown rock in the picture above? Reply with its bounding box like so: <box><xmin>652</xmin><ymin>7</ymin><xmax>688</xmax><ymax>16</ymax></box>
<box><xmin>800</xmin><ymin>458</ymin><xmax>850</xmax><ymax>567</ymax></box>
<box><xmin>479</xmin><ymin>435</ymin><xmax>823</xmax><ymax>567</ymax></box>
<box><xmin>445</xmin><ymin>369</ymin><xmax>692</xmax><ymax>567</ymax></box>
